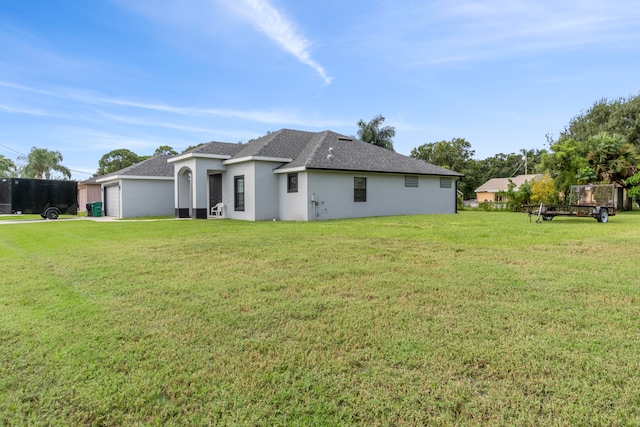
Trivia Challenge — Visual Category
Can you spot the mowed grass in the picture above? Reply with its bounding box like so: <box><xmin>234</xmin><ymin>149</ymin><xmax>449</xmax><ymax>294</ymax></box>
<box><xmin>1</xmin><ymin>211</ymin><xmax>640</xmax><ymax>425</ymax></box>
<box><xmin>0</xmin><ymin>214</ymin><xmax>79</xmax><ymax>221</ymax></box>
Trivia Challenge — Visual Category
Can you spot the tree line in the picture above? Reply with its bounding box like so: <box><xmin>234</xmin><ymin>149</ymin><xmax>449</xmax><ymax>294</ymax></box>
<box><xmin>409</xmin><ymin>93</ymin><xmax>640</xmax><ymax>204</ymax></box>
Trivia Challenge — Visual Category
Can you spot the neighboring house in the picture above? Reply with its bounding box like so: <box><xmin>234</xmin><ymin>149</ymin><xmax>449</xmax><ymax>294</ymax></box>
<box><xmin>77</xmin><ymin>178</ymin><xmax>102</xmax><ymax>213</ymax></box>
<box><xmin>95</xmin><ymin>155</ymin><xmax>175</xmax><ymax>218</ymax></box>
<box><xmin>475</xmin><ymin>174</ymin><xmax>541</xmax><ymax>204</ymax></box>
<box><xmin>169</xmin><ymin>129</ymin><xmax>463</xmax><ymax>221</ymax></box>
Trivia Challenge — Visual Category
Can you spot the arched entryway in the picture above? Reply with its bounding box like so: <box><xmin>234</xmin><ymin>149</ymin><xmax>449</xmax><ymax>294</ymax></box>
<box><xmin>177</xmin><ymin>167</ymin><xmax>193</xmax><ymax>218</ymax></box>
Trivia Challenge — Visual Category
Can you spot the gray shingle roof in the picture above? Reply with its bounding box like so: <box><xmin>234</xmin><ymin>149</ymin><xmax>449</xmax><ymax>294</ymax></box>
<box><xmin>232</xmin><ymin>129</ymin><xmax>316</xmax><ymax>159</ymax></box>
<box><xmin>284</xmin><ymin>131</ymin><xmax>463</xmax><ymax>176</ymax></box>
<box><xmin>99</xmin><ymin>155</ymin><xmax>176</xmax><ymax>179</ymax></box>
<box><xmin>178</xmin><ymin>129</ymin><xmax>464</xmax><ymax>177</ymax></box>
<box><xmin>186</xmin><ymin>141</ymin><xmax>246</xmax><ymax>156</ymax></box>
<box><xmin>79</xmin><ymin>177</ymin><xmax>99</xmax><ymax>184</ymax></box>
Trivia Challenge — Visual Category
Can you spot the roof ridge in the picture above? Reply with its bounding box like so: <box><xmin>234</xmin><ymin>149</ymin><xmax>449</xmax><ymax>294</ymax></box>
<box><xmin>303</xmin><ymin>131</ymin><xmax>331</xmax><ymax>167</ymax></box>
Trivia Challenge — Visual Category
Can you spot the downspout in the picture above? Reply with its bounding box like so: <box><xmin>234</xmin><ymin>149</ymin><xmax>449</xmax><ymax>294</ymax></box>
<box><xmin>311</xmin><ymin>192</ymin><xmax>317</xmax><ymax>220</ymax></box>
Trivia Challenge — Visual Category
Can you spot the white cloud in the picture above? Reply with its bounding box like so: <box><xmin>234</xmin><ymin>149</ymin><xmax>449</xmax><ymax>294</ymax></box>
<box><xmin>227</xmin><ymin>0</ymin><xmax>332</xmax><ymax>84</ymax></box>
<box><xmin>0</xmin><ymin>81</ymin><xmax>347</xmax><ymax>130</ymax></box>
<box><xmin>100</xmin><ymin>98</ymin><xmax>346</xmax><ymax>127</ymax></box>
<box><xmin>108</xmin><ymin>0</ymin><xmax>332</xmax><ymax>83</ymax></box>
<box><xmin>0</xmin><ymin>104</ymin><xmax>51</xmax><ymax>117</ymax></box>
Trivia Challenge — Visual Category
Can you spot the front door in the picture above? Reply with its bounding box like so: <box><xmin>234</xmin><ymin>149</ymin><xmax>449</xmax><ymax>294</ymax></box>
<box><xmin>209</xmin><ymin>174</ymin><xmax>222</xmax><ymax>215</ymax></box>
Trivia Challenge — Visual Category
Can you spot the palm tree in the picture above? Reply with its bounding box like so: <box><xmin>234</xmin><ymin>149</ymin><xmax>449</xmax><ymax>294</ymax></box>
<box><xmin>20</xmin><ymin>147</ymin><xmax>71</xmax><ymax>179</ymax></box>
<box><xmin>586</xmin><ymin>133</ymin><xmax>640</xmax><ymax>186</ymax></box>
<box><xmin>0</xmin><ymin>155</ymin><xmax>16</xmax><ymax>176</ymax></box>
<box><xmin>356</xmin><ymin>115</ymin><xmax>396</xmax><ymax>151</ymax></box>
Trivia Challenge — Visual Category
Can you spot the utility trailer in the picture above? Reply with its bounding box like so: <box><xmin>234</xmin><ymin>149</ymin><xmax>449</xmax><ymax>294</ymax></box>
<box><xmin>521</xmin><ymin>184</ymin><xmax>616</xmax><ymax>223</ymax></box>
<box><xmin>0</xmin><ymin>178</ymin><xmax>78</xmax><ymax>219</ymax></box>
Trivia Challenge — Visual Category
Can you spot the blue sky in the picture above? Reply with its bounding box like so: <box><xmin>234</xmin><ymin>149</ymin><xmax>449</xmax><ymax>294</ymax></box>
<box><xmin>1</xmin><ymin>0</ymin><xmax>639</xmax><ymax>180</ymax></box>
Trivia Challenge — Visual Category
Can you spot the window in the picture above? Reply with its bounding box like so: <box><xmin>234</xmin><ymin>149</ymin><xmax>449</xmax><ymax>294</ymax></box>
<box><xmin>287</xmin><ymin>173</ymin><xmax>298</xmax><ymax>193</ymax></box>
<box><xmin>405</xmin><ymin>175</ymin><xmax>419</xmax><ymax>187</ymax></box>
<box><xmin>234</xmin><ymin>175</ymin><xmax>245</xmax><ymax>211</ymax></box>
<box><xmin>354</xmin><ymin>177</ymin><xmax>367</xmax><ymax>202</ymax></box>
<box><xmin>440</xmin><ymin>177</ymin><xmax>452</xmax><ymax>188</ymax></box>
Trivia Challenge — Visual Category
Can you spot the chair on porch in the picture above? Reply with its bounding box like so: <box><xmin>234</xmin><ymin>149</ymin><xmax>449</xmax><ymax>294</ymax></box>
<box><xmin>211</xmin><ymin>202</ymin><xmax>224</xmax><ymax>218</ymax></box>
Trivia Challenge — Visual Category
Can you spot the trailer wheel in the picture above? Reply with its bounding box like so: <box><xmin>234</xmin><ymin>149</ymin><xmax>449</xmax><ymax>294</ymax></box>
<box><xmin>44</xmin><ymin>208</ymin><xmax>60</xmax><ymax>220</ymax></box>
<box><xmin>542</xmin><ymin>215</ymin><xmax>553</xmax><ymax>221</ymax></box>
<box><xmin>598</xmin><ymin>209</ymin><xmax>609</xmax><ymax>223</ymax></box>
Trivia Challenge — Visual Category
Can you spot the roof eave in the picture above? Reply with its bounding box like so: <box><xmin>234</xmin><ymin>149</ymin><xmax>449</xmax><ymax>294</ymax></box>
<box><xmin>304</xmin><ymin>167</ymin><xmax>463</xmax><ymax>177</ymax></box>
<box><xmin>169</xmin><ymin>153</ymin><xmax>233</xmax><ymax>163</ymax></box>
<box><xmin>96</xmin><ymin>175</ymin><xmax>174</xmax><ymax>183</ymax></box>
<box><xmin>224</xmin><ymin>156</ymin><xmax>293</xmax><ymax>165</ymax></box>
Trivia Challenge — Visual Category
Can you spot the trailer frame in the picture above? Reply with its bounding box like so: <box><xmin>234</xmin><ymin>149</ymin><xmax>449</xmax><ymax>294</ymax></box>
<box><xmin>521</xmin><ymin>184</ymin><xmax>616</xmax><ymax>223</ymax></box>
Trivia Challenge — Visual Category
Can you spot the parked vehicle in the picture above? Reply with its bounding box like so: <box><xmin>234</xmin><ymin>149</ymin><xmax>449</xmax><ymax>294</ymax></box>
<box><xmin>0</xmin><ymin>178</ymin><xmax>78</xmax><ymax>219</ymax></box>
<box><xmin>522</xmin><ymin>184</ymin><xmax>616</xmax><ymax>223</ymax></box>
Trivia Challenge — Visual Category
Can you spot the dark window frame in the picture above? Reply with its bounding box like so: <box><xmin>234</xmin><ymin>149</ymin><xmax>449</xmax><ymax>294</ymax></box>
<box><xmin>287</xmin><ymin>173</ymin><xmax>298</xmax><ymax>193</ymax></box>
<box><xmin>234</xmin><ymin>175</ymin><xmax>245</xmax><ymax>211</ymax></box>
<box><xmin>354</xmin><ymin>177</ymin><xmax>367</xmax><ymax>202</ymax></box>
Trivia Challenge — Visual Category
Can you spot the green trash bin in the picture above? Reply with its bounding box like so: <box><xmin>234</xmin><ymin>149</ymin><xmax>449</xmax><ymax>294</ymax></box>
<box><xmin>91</xmin><ymin>201</ymin><xmax>103</xmax><ymax>217</ymax></box>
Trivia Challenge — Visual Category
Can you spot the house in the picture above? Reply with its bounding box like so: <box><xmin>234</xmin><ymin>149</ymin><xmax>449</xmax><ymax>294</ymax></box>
<box><xmin>95</xmin><ymin>155</ymin><xmax>175</xmax><ymax>218</ymax></box>
<box><xmin>77</xmin><ymin>178</ymin><xmax>102</xmax><ymax>213</ymax></box>
<box><xmin>169</xmin><ymin>129</ymin><xmax>463</xmax><ymax>221</ymax></box>
<box><xmin>475</xmin><ymin>174</ymin><xmax>540</xmax><ymax>205</ymax></box>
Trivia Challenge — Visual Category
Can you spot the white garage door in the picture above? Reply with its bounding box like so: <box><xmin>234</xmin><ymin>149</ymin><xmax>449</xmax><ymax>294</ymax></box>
<box><xmin>105</xmin><ymin>185</ymin><xmax>120</xmax><ymax>217</ymax></box>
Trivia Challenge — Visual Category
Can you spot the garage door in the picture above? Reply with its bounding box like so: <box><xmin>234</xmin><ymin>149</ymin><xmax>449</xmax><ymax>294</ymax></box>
<box><xmin>105</xmin><ymin>185</ymin><xmax>120</xmax><ymax>217</ymax></box>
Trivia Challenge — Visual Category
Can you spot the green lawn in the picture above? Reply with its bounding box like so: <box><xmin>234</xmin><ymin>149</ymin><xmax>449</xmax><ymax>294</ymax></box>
<box><xmin>1</xmin><ymin>211</ymin><xmax>639</xmax><ymax>425</ymax></box>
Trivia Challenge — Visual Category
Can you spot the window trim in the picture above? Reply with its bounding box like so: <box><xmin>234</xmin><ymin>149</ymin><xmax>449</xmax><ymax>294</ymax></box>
<box><xmin>354</xmin><ymin>177</ymin><xmax>367</xmax><ymax>202</ymax></box>
<box><xmin>234</xmin><ymin>175</ymin><xmax>245</xmax><ymax>211</ymax></box>
<box><xmin>287</xmin><ymin>173</ymin><xmax>298</xmax><ymax>193</ymax></box>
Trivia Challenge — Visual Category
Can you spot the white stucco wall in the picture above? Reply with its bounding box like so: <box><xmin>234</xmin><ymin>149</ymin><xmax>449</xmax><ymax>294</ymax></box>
<box><xmin>120</xmin><ymin>178</ymin><xmax>174</xmax><ymax>218</ymax></box>
<box><xmin>304</xmin><ymin>171</ymin><xmax>457</xmax><ymax>221</ymax></box>
<box><xmin>224</xmin><ymin>162</ymin><xmax>256</xmax><ymax>221</ymax></box>
<box><xmin>278</xmin><ymin>171</ymin><xmax>309</xmax><ymax>221</ymax></box>
<box><xmin>171</xmin><ymin>158</ymin><xmax>227</xmax><ymax>214</ymax></box>
<box><xmin>253</xmin><ymin>161</ymin><xmax>280</xmax><ymax>220</ymax></box>
<box><xmin>193</xmin><ymin>159</ymin><xmax>226</xmax><ymax>213</ymax></box>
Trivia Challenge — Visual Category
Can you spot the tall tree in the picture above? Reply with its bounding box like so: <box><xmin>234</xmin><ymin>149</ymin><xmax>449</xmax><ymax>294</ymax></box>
<box><xmin>96</xmin><ymin>149</ymin><xmax>141</xmax><ymax>176</ymax></box>
<box><xmin>584</xmin><ymin>133</ymin><xmax>639</xmax><ymax>186</ymax></box>
<box><xmin>0</xmin><ymin>155</ymin><xmax>17</xmax><ymax>176</ymax></box>
<box><xmin>20</xmin><ymin>147</ymin><xmax>71</xmax><ymax>179</ymax></box>
<box><xmin>547</xmin><ymin>94</ymin><xmax>640</xmax><ymax>195</ymax></box>
<box><xmin>541</xmin><ymin>138</ymin><xmax>589</xmax><ymax>198</ymax></box>
<box><xmin>411</xmin><ymin>138</ymin><xmax>477</xmax><ymax>198</ymax></box>
<box><xmin>410</xmin><ymin>138</ymin><xmax>475</xmax><ymax>172</ymax></box>
<box><xmin>154</xmin><ymin>145</ymin><xmax>178</xmax><ymax>156</ymax></box>
<box><xmin>356</xmin><ymin>115</ymin><xmax>396</xmax><ymax>151</ymax></box>
<box><xmin>481</xmin><ymin>152</ymin><xmax>527</xmax><ymax>180</ymax></box>
<box><xmin>560</xmin><ymin>94</ymin><xmax>640</xmax><ymax>147</ymax></box>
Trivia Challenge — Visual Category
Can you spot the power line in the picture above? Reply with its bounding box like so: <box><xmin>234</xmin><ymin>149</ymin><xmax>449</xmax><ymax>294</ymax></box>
<box><xmin>0</xmin><ymin>144</ymin><xmax>26</xmax><ymax>157</ymax></box>
<box><xmin>69</xmin><ymin>169</ymin><xmax>93</xmax><ymax>176</ymax></box>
